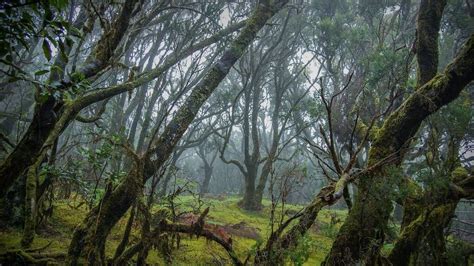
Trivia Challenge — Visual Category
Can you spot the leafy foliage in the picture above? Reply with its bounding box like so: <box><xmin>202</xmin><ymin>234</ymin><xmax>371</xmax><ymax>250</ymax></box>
<box><xmin>0</xmin><ymin>0</ymin><xmax>84</xmax><ymax>97</ymax></box>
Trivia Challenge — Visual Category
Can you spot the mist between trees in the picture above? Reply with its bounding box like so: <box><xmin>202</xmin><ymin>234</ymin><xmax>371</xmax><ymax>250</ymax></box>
<box><xmin>0</xmin><ymin>0</ymin><xmax>473</xmax><ymax>265</ymax></box>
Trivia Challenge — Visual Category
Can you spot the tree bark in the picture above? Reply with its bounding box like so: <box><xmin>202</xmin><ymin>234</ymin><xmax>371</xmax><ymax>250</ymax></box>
<box><xmin>241</xmin><ymin>165</ymin><xmax>259</xmax><ymax>210</ymax></box>
<box><xmin>239</xmin><ymin>80</ymin><xmax>262</xmax><ymax>210</ymax></box>
<box><xmin>416</xmin><ymin>0</ymin><xmax>447</xmax><ymax>86</ymax></box>
<box><xmin>200</xmin><ymin>162</ymin><xmax>213</xmax><ymax>196</ymax></box>
<box><xmin>112</xmin><ymin>203</ymin><xmax>136</xmax><ymax>262</ymax></box>
<box><xmin>197</xmin><ymin>141</ymin><xmax>217</xmax><ymax>196</ymax></box>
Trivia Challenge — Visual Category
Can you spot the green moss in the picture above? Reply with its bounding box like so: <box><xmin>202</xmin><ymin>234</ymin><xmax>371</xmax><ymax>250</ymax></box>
<box><xmin>0</xmin><ymin>196</ymin><xmax>347</xmax><ymax>265</ymax></box>
<box><xmin>0</xmin><ymin>230</ymin><xmax>68</xmax><ymax>254</ymax></box>
<box><xmin>381</xmin><ymin>243</ymin><xmax>394</xmax><ymax>256</ymax></box>
<box><xmin>451</xmin><ymin>167</ymin><xmax>468</xmax><ymax>182</ymax></box>
<box><xmin>51</xmin><ymin>201</ymin><xmax>87</xmax><ymax>230</ymax></box>
<box><xmin>173</xmin><ymin>196</ymin><xmax>346</xmax><ymax>265</ymax></box>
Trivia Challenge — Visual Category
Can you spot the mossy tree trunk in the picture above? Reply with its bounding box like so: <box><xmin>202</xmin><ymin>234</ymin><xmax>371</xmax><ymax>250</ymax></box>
<box><xmin>388</xmin><ymin>167</ymin><xmax>472</xmax><ymax>265</ymax></box>
<box><xmin>323</xmin><ymin>33</ymin><xmax>474</xmax><ymax>264</ymax></box>
<box><xmin>389</xmin><ymin>203</ymin><xmax>457</xmax><ymax>265</ymax></box>
<box><xmin>0</xmin><ymin>7</ymin><xmax>88</xmax><ymax>199</ymax></box>
<box><xmin>112</xmin><ymin>202</ymin><xmax>136</xmax><ymax>262</ymax></box>
<box><xmin>67</xmin><ymin>1</ymin><xmax>289</xmax><ymax>263</ymax></box>
<box><xmin>241</xmin><ymin>165</ymin><xmax>260</xmax><ymax>210</ymax></box>
<box><xmin>389</xmin><ymin>118</ymin><xmax>470</xmax><ymax>264</ymax></box>
<box><xmin>21</xmin><ymin>136</ymin><xmax>59</xmax><ymax>247</ymax></box>
<box><xmin>0</xmin><ymin>100</ymin><xmax>61</xmax><ymax>199</ymax></box>
<box><xmin>382</xmin><ymin>1</ymin><xmax>455</xmax><ymax>263</ymax></box>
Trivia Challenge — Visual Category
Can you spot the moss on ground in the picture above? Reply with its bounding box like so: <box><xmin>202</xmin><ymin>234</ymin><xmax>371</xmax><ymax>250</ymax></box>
<box><xmin>0</xmin><ymin>196</ymin><xmax>346</xmax><ymax>265</ymax></box>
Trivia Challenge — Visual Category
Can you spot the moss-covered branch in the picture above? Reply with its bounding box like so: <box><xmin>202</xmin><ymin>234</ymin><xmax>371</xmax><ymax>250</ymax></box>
<box><xmin>79</xmin><ymin>0</ymin><xmax>140</xmax><ymax>78</ymax></box>
<box><xmin>255</xmin><ymin>173</ymin><xmax>351</xmax><ymax>264</ymax></box>
<box><xmin>114</xmin><ymin>207</ymin><xmax>241</xmax><ymax>265</ymax></box>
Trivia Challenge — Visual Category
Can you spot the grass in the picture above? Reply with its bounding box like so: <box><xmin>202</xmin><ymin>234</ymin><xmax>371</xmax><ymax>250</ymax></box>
<box><xmin>0</xmin><ymin>195</ymin><xmax>347</xmax><ymax>265</ymax></box>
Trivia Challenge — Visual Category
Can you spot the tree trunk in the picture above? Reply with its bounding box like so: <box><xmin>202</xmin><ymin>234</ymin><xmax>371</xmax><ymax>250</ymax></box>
<box><xmin>112</xmin><ymin>203</ymin><xmax>136</xmax><ymax>262</ymax></box>
<box><xmin>68</xmin><ymin>162</ymin><xmax>144</xmax><ymax>265</ymax></box>
<box><xmin>255</xmin><ymin>156</ymin><xmax>273</xmax><ymax>206</ymax></box>
<box><xmin>21</xmin><ymin>127</ymin><xmax>60</xmax><ymax>247</ymax></box>
<box><xmin>0</xmin><ymin>100</ymin><xmax>60</xmax><ymax>198</ymax></box>
<box><xmin>0</xmin><ymin>8</ymin><xmax>84</xmax><ymax>195</ymax></box>
<box><xmin>416</xmin><ymin>0</ymin><xmax>447</xmax><ymax>87</ymax></box>
<box><xmin>200</xmin><ymin>164</ymin><xmax>213</xmax><ymax>196</ymax></box>
<box><xmin>240</xmin><ymin>166</ymin><xmax>260</xmax><ymax>210</ymax></box>
<box><xmin>239</xmin><ymin>74</ymin><xmax>263</xmax><ymax>210</ymax></box>
<box><xmin>20</xmin><ymin>153</ymin><xmax>44</xmax><ymax>247</ymax></box>
<box><xmin>388</xmin><ymin>203</ymin><xmax>456</xmax><ymax>265</ymax></box>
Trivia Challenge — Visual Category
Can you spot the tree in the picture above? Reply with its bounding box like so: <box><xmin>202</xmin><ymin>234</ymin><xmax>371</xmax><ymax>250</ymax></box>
<box><xmin>219</xmin><ymin>15</ymin><xmax>308</xmax><ymax>210</ymax></box>
<box><xmin>325</xmin><ymin>36</ymin><xmax>473</xmax><ymax>266</ymax></box>
<box><xmin>0</xmin><ymin>0</ymin><xmax>246</xmax><ymax>199</ymax></box>
<box><xmin>66</xmin><ymin>1</ymin><xmax>289</xmax><ymax>264</ymax></box>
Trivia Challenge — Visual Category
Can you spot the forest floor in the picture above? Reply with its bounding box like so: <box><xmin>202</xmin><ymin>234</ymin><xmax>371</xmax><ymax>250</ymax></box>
<box><xmin>0</xmin><ymin>196</ymin><xmax>350</xmax><ymax>265</ymax></box>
